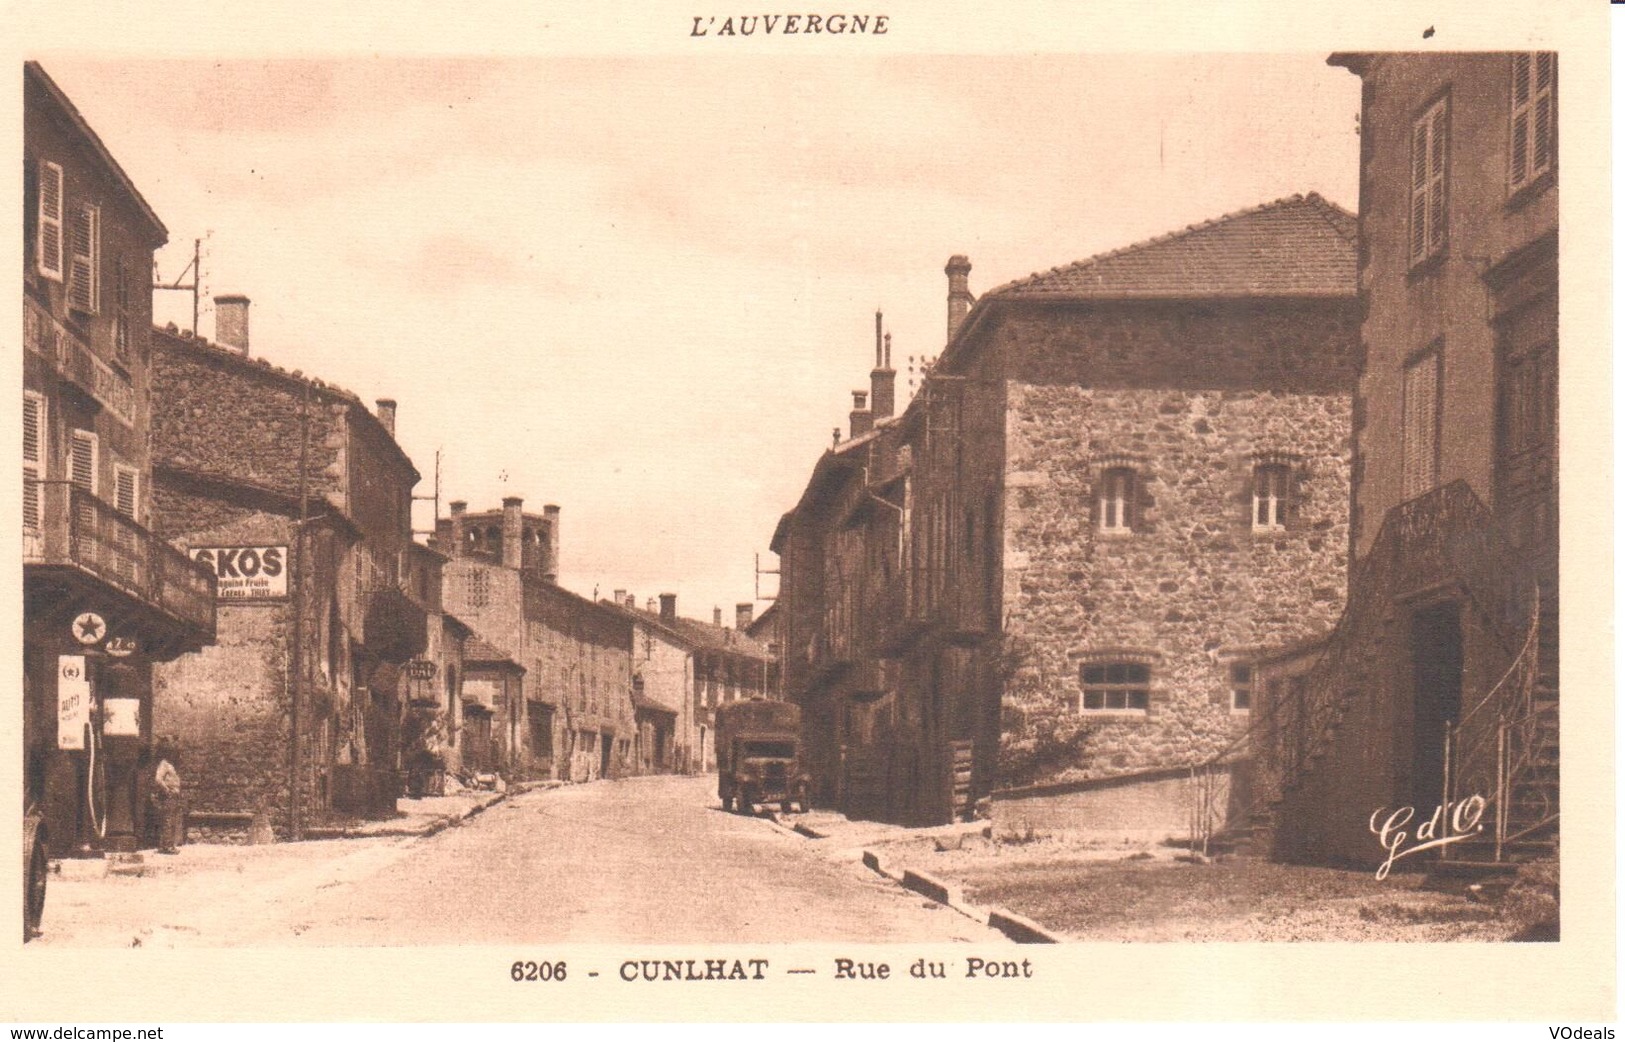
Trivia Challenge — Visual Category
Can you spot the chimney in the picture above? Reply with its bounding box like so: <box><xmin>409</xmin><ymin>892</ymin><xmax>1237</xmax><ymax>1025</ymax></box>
<box><xmin>870</xmin><ymin>310</ymin><xmax>897</xmax><ymax>420</ymax></box>
<box><xmin>736</xmin><ymin>602</ymin><xmax>754</xmax><ymax>631</ymax></box>
<box><xmin>612</xmin><ymin>589</ymin><xmax>626</xmax><ymax>607</ymax></box>
<box><xmin>832</xmin><ymin>427</ymin><xmax>841</xmax><ymax>447</ymax></box>
<box><xmin>542</xmin><ymin>504</ymin><xmax>561</xmax><ymax>583</ymax></box>
<box><xmin>214</xmin><ymin>294</ymin><xmax>251</xmax><ymax>355</ymax></box>
<box><xmin>501</xmin><ymin>496</ymin><xmax>524</xmax><ymax>570</ymax></box>
<box><xmin>446</xmin><ymin>500</ymin><xmax>468</xmax><ymax>558</ymax></box>
<box><xmin>625</xmin><ymin>593</ymin><xmax>636</xmax><ymax>609</ymax></box>
<box><xmin>849</xmin><ymin>390</ymin><xmax>872</xmax><ymax>440</ymax></box>
<box><xmin>375</xmin><ymin>399</ymin><xmax>397</xmax><ymax>438</ymax></box>
<box><xmin>945</xmin><ymin>255</ymin><xmax>973</xmax><ymax>342</ymax></box>
<box><xmin>659</xmin><ymin>593</ymin><xmax>677</xmax><ymax>622</ymax></box>
<box><xmin>713</xmin><ymin>606</ymin><xmax>723</xmax><ymax>627</ymax></box>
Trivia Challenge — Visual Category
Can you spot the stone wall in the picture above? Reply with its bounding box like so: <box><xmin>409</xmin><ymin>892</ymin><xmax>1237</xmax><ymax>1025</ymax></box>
<box><xmin>996</xmin><ymin>302</ymin><xmax>1356</xmax><ymax>791</ymax></box>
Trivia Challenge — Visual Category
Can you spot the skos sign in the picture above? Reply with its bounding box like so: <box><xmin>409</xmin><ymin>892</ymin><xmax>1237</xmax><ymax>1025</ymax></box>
<box><xmin>190</xmin><ymin>545</ymin><xmax>288</xmax><ymax>600</ymax></box>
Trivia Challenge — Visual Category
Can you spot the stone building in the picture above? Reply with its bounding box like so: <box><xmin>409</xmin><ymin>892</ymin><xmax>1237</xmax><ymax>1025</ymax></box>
<box><xmin>23</xmin><ymin>62</ymin><xmax>217</xmax><ymax>855</ymax></box>
<box><xmin>1251</xmin><ymin>54</ymin><xmax>1558</xmax><ymax>868</ymax></box>
<box><xmin>775</xmin><ymin>196</ymin><xmax>1360</xmax><ymax>829</ymax></box>
<box><xmin>435</xmin><ymin>499</ymin><xmax>636</xmax><ymax>781</ymax></box>
<box><xmin>601</xmin><ymin>593</ymin><xmax>779</xmax><ymax>775</ymax></box>
<box><xmin>147</xmin><ymin>308</ymin><xmax>429</xmax><ymax>834</ymax></box>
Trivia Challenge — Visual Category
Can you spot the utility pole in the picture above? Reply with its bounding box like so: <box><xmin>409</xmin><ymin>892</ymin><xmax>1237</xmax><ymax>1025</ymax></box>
<box><xmin>287</xmin><ymin>377</ymin><xmax>311</xmax><ymax>841</ymax></box>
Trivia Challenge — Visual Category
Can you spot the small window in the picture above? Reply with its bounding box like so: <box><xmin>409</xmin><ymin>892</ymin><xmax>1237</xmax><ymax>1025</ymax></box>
<box><xmin>1402</xmin><ymin>348</ymin><xmax>1442</xmax><ymax>499</ymax></box>
<box><xmin>1098</xmin><ymin>467</ymin><xmax>1136</xmax><ymax>534</ymax></box>
<box><xmin>36</xmin><ymin>160</ymin><xmax>64</xmax><ymax>281</ymax></box>
<box><xmin>1080</xmin><ymin>662</ymin><xmax>1151</xmax><ymax>713</ymax></box>
<box><xmin>1229</xmin><ymin>663</ymin><xmax>1253</xmax><ymax>713</ymax></box>
<box><xmin>112</xmin><ymin>463</ymin><xmax>139</xmax><ymax>519</ymax></box>
<box><xmin>466</xmin><ymin>569</ymin><xmax>490</xmax><ymax>609</ymax></box>
<box><xmin>114</xmin><ymin>256</ymin><xmax>132</xmax><ymax>365</ymax></box>
<box><xmin>1509</xmin><ymin>53</ymin><xmax>1556</xmax><ymax>191</ymax></box>
<box><xmin>1252</xmin><ymin>464</ymin><xmax>1292</xmax><ymax>531</ymax></box>
<box><xmin>68</xmin><ymin>429</ymin><xmax>98</xmax><ymax>495</ymax></box>
<box><xmin>68</xmin><ymin>204</ymin><xmax>101</xmax><ymax>314</ymax></box>
<box><xmin>1410</xmin><ymin>95</ymin><xmax>1449</xmax><ymax>266</ymax></box>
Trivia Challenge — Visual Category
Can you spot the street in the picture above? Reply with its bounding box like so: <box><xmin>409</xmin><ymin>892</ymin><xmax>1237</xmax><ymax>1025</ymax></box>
<box><xmin>35</xmin><ymin>775</ymin><xmax>1003</xmax><ymax>946</ymax></box>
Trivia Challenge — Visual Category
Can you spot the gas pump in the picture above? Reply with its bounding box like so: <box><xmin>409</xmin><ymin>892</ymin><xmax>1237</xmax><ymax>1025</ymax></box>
<box><xmin>57</xmin><ymin>616</ymin><xmax>150</xmax><ymax>854</ymax></box>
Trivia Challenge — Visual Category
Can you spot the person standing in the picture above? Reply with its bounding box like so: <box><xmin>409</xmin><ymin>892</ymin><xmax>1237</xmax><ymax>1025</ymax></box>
<box><xmin>150</xmin><ymin>740</ymin><xmax>183</xmax><ymax>854</ymax></box>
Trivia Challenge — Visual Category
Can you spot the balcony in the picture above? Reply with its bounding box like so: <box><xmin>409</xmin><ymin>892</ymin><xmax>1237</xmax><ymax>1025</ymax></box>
<box><xmin>24</xmin><ymin>482</ymin><xmax>216</xmax><ymax>654</ymax></box>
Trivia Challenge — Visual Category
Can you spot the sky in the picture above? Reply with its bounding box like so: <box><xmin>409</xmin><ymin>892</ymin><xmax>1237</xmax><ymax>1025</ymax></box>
<box><xmin>40</xmin><ymin>54</ymin><xmax>1361</xmax><ymax>622</ymax></box>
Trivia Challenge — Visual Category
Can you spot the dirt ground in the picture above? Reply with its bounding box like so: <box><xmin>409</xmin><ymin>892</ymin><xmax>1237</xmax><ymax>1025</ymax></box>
<box><xmin>871</xmin><ymin>831</ymin><xmax>1559</xmax><ymax>942</ymax></box>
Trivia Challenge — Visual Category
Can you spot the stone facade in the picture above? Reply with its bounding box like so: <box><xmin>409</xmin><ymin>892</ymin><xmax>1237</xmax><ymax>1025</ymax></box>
<box><xmin>1251</xmin><ymin>54</ymin><xmax>1560</xmax><ymax>867</ymax></box>
<box><xmin>436</xmin><ymin>499</ymin><xmax>635</xmax><ymax>782</ymax></box>
<box><xmin>775</xmin><ymin>198</ymin><xmax>1361</xmax><ymax>831</ymax></box>
<box><xmin>148</xmin><ymin>323</ymin><xmax>425</xmax><ymax>835</ymax></box>
<box><xmin>998</xmin><ymin>302</ymin><xmax>1356</xmax><ymax>788</ymax></box>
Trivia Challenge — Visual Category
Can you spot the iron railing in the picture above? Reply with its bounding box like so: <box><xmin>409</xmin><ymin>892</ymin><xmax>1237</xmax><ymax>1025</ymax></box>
<box><xmin>24</xmin><ymin>481</ymin><xmax>216</xmax><ymax>634</ymax></box>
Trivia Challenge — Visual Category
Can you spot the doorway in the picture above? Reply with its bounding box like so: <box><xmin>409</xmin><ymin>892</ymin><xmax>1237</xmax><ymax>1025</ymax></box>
<box><xmin>1410</xmin><ymin>602</ymin><xmax>1464</xmax><ymax>811</ymax></box>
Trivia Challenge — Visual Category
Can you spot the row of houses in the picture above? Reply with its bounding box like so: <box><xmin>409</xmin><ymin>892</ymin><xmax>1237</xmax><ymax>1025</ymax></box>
<box><xmin>21</xmin><ymin>61</ymin><xmax>774</xmax><ymax>854</ymax></box>
<box><xmin>770</xmin><ymin>51</ymin><xmax>1558</xmax><ymax>869</ymax></box>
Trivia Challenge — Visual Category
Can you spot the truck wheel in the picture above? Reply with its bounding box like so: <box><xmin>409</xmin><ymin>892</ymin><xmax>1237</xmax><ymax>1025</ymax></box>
<box><xmin>737</xmin><ymin>787</ymin><xmax>756</xmax><ymax>816</ymax></box>
<box><xmin>795</xmin><ymin>786</ymin><xmax>811</xmax><ymax>814</ymax></box>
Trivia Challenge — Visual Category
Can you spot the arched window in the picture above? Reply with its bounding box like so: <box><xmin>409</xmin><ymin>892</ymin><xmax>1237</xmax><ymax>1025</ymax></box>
<box><xmin>1098</xmin><ymin>467</ymin><xmax>1136</xmax><ymax>534</ymax></box>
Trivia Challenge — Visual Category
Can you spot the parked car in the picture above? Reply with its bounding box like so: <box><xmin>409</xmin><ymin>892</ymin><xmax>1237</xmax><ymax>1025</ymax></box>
<box><xmin>715</xmin><ymin>699</ymin><xmax>811</xmax><ymax>815</ymax></box>
<box><xmin>23</xmin><ymin>805</ymin><xmax>47</xmax><ymax>942</ymax></box>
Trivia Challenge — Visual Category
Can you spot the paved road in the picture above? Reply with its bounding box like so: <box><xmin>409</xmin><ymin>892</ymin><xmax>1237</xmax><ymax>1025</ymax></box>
<box><xmin>37</xmin><ymin>775</ymin><xmax>1002</xmax><ymax>946</ymax></box>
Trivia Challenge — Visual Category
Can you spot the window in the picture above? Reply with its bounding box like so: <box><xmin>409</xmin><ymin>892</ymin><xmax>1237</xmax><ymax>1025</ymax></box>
<box><xmin>68</xmin><ymin>204</ymin><xmax>100</xmax><ymax>314</ymax></box>
<box><xmin>1402</xmin><ymin>348</ymin><xmax>1441</xmax><ymax>499</ymax></box>
<box><xmin>1410</xmin><ymin>95</ymin><xmax>1449</xmax><ymax>266</ymax></box>
<box><xmin>1229</xmin><ymin>663</ymin><xmax>1253</xmax><ymax>713</ymax></box>
<box><xmin>68</xmin><ymin>429</ymin><xmax>98</xmax><ymax>495</ymax></box>
<box><xmin>23</xmin><ymin>392</ymin><xmax>45</xmax><ymax>528</ymax></box>
<box><xmin>1252</xmin><ymin>464</ymin><xmax>1292</xmax><ymax>531</ymax></box>
<box><xmin>1080</xmin><ymin>662</ymin><xmax>1151</xmax><ymax>713</ymax></box>
<box><xmin>114</xmin><ymin>256</ymin><xmax>132</xmax><ymax>364</ymax></box>
<box><xmin>466</xmin><ymin>569</ymin><xmax>489</xmax><ymax>609</ymax></box>
<box><xmin>1509</xmin><ymin>53</ymin><xmax>1556</xmax><ymax>191</ymax></box>
<box><xmin>112</xmin><ymin>463</ymin><xmax>139</xmax><ymax>519</ymax></box>
<box><xmin>1098</xmin><ymin>467</ymin><xmax>1135</xmax><ymax>534</ymax></box>
<box><xmin>36</xmin><ymin>160</ymin><xmax>63</xmax><ymax>281</ymax></box>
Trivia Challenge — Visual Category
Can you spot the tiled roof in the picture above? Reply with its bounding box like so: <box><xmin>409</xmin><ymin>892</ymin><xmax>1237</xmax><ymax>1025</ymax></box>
<box><xmin>607</xmin><ymin>602</ymin><xmax>775</xmax><ymax>661</ymax></box>
<box><xmin>987</xmin><ymin>193</ymin><xmax>1357</xmax><ymax>301</ymax></box>
<box><xmin>464</xmin><ymin>638</ymin><xmax>521</xmax><ymax>667</ymax></box>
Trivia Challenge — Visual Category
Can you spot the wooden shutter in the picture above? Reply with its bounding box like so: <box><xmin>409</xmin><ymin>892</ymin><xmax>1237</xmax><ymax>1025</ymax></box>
<box><xmin>114</xmin><ymin>465</ymin><xmax>139</xmax><ymax>518</ymax></box>
<box><xmin>1401</xmin><ymin>352</ymin><xmax>1440</xmax><ymax>500</ymax></box>
<box><xmin>1410</xmin><ymin>98</ymin><xmax>1448</xmax><ymax>265</ymax></box>
<box><xmin>37</xmin><ymin>161</ymin><xmax>63</xmax><ymax>280</ymax></box>
<box><xmin>68</xmin><ymin>429</ymin><xmax>98</xmax><ymax>494</ymax></box>
<box><xmin>68</xmin><ymin>204</ymin><xmax>100</xmax><ymax>313</ymax></box>
<box><xmin>22</xmin><ymin>393</ymin><xmax>44</xmax><ymax>527</ymax></box>
<box><xmin>1510</xmin><ymin>53</ymin><xmax>1557</xmax><ymax>189</ymax></box>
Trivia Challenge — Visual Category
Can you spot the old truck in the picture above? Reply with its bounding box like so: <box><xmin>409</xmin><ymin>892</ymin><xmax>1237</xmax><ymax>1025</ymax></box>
<box><xmin>715</xmin><ymin>699</ymin><xmax>811</xmax><ymax>815</ymax></box>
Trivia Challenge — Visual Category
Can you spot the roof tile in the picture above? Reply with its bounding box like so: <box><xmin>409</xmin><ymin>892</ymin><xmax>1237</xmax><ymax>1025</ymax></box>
<box><xmin>987</xmin><ymin>193</ymin><xmax>1357</xmax><ymax>301</ymax></box>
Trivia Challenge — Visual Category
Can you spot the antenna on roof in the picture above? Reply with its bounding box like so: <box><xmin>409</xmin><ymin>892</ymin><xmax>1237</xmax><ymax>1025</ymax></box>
<box><xmin>153</xmin><ymin>234</ymin><xmax>208</xmax><ymax>335</ymax></box>
<box><xmin>754</xmin><ymin>552</ymin><xmax>779</xmax><ymax>602</ymax></box>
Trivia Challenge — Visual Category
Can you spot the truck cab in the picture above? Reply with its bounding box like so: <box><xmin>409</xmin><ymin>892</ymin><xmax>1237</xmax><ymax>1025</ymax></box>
<box><xmin>715</xmin><ymin>699</ymin><xmax>810</xmax><ymax>815</ymax></box>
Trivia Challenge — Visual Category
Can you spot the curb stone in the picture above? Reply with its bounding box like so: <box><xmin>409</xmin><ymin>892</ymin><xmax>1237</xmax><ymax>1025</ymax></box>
<box><xmin>860</xmin><ymin>847</ymin><xmax>1062</xmax><ymax>942</ymax></box>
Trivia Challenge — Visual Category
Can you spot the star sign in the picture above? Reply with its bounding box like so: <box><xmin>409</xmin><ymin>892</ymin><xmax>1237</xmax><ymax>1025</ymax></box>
<box><xmin>73</xmin><ymin>612</ymin><xmax>106</xmax><ymax>645</ymax></box>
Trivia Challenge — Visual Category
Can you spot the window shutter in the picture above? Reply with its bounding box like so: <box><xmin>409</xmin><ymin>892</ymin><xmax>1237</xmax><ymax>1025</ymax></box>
<box><xmin>114</xmin><ymin>465</ymin><xmax>139</xmax><ymax>518</ymax></box>
<box><xmin>1427</xmin><ymin>104</ymin><xmax>1448</xmax><ymax>253</ymax></box>
<box><xmin>1410</xmin><ymin>120</ymin><xmax>1429</xmax><ymax>263</ymax></box>
<box><xmin>1402</xmin><ymin>354</ymin><xmax>1440</xmax><ymax>500</ymax></box>
<box><xmin>1533</xmin><ymin>53</ymin><xmax>1555</xmax><ymax>177</ymax></box>
<box><xmin>69</xmin><ymin>429</ymin><xmax>97</xmax><ymax>494</ymax></box>
<box><xmin>68</xmin><ymin>205</ymin><xmax>100</xmax><ymax>314</ymax></box>
<box><xmin>22</xmin><ymin>394</ymin><xmax>44</xmax><ymax>528</ymax></box>
<box><xmin>37</xmin><ymin>161</ymin><xmax>63</xmax><ymax>280</ymax></box>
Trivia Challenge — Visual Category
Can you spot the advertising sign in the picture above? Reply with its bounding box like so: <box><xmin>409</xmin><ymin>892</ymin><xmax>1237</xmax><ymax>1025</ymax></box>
<box><xmin>190</xmin><ymin>545</ymin><xmax>288</xmax><ymax>600</ymax></box>
<box><xmin>103</xmin><ymin>697</ymin><xmax>142</xmax><ymax>737</ymax></box>
<box><xmin>57</xmin><ymin>654</ymin><xmax>89</xmax><ymax>750</ymax></box>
